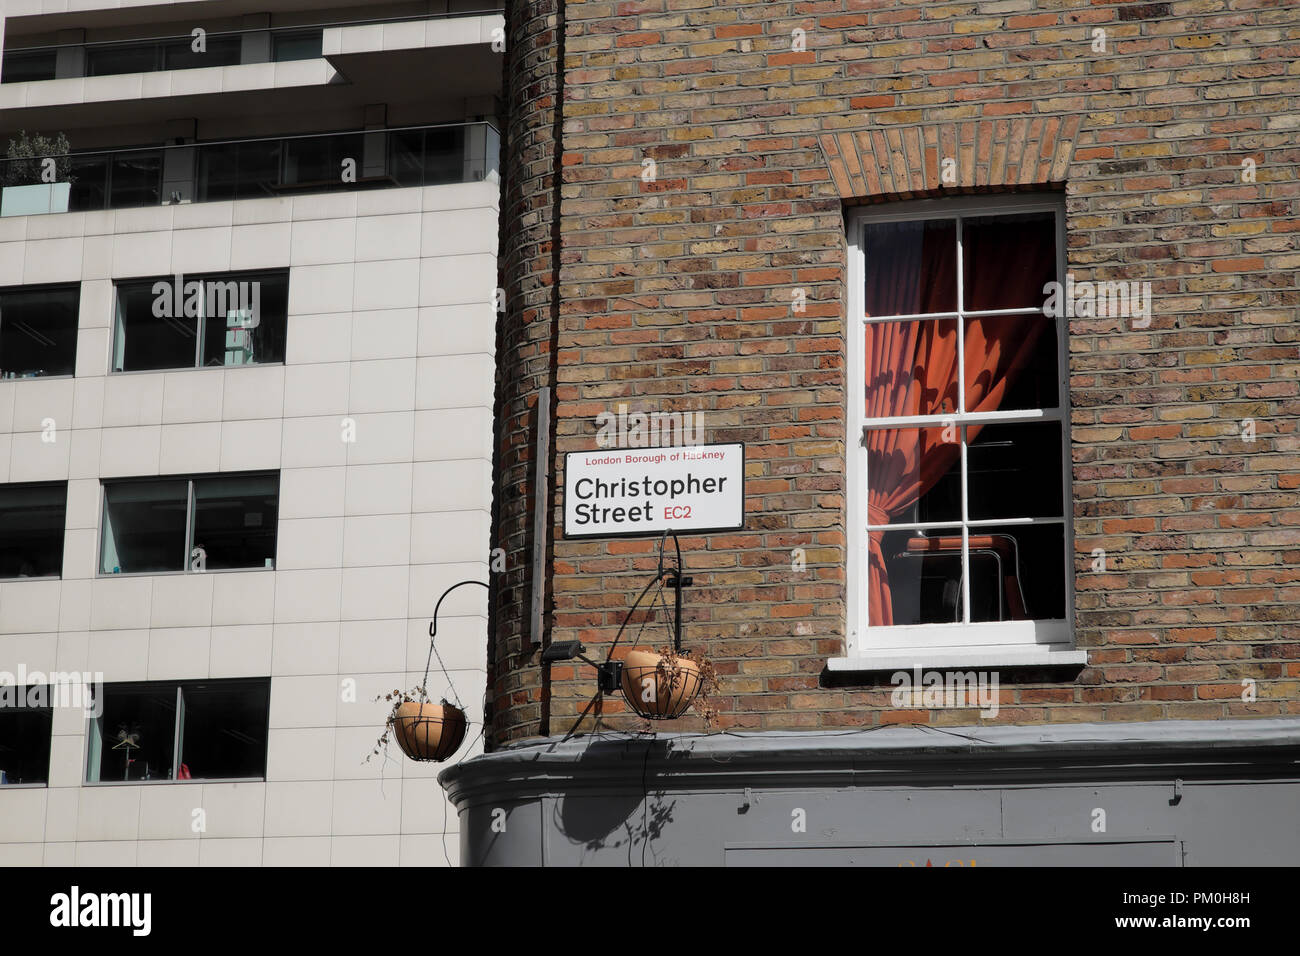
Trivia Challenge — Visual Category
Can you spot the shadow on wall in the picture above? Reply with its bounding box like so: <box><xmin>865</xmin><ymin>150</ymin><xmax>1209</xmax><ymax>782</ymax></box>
<box><xmin>552</xmin><ymin>738</ymin><xmax>682</xmax><ymax>866</ymax></box>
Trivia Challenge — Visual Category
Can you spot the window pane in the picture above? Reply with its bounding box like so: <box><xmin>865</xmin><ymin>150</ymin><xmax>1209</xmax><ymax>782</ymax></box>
<box><xmin>273</xmin><ymin>31</ymin><xmax>323</xmax><ymax>61</ymax></box>
<box><xmin>86</xmin><ymin>42</ymin><xmax>159</xmax><ymax>77</ymax></box>
<box><xmin>196</xmin><ymin>142</ymin><xmax>238</xmax><ymax>202</ymax></box>
<box><xmin>864</xmin><ymin>318</ymin><xmax>958</xmax><ymax>419</ymax></box>
<box><xmin>389</xmin><ymin>129</ymin><xmax>425</xmax><ymax>187</ymax></box>
<box><xmin>199</xmin><ymin>272</ymin><xmax>288</xmax><ymax>367</ymax></box>
<box><xmin>109</xmin><ymin>151</ymin><xmax>161</xmax><ymax>207</ymax></box>
<box><xmin>283</xmin><ymin>133</ymin><xmax>362</xmax><ymax>188</ymax></box>
<box><xmin>964</xmin><ymin>314</ymin><xmax>1059</xmax><ymax>413</ymax></box>
<box><xmin>0</xmin><ymin>697</ymin><xmax>52</xmax><ymax>785</ymax></box>
<box><xmin>191</xmin><ymin>474</ymin><xmax>278</xmax><ymax>570</ymax></box>
<box><xmin>101</xmin><ymin>480</ymin><xmax>189</xmax><ymax>574</ymax></box>
<box><xmin>114</xmin><ymin>279</ymin><xmax>198</xmax><ymax>371</ymax></box>
<box><xmin>177</xmin><ymin>679</ymin><xmax>270</xmax><ymax>779</ymax></box>
<box><xmin>163</xmin><ymin>34</ymin><xmax>241</xmax><ymax>70</ymax></box>
<box><xmin>235</xmin><ymin>138</ymin><xmax>281</xmax><ymax>200</ymax></box>
<box><xmin>865</xmin><ymin>427</ymin><xmax>961</xmax><ymax>525</ymax></box>
<box><xmin>968</xmin><ymin>523</ymin><xmax>1065</xmax><ymax>622</ymax></box>
<box><xmin>961</xmin><ymin>211</ymin><xmax>1056</xmax><ymax>311</ymax></box>
<box><xmin>68</xmin><ymin>153</ymin><xmax>109</xmax><ymax>211</ymax></box>
<box><xmin>1</xmin><ymin>50</ymin><xmax>58</xmax><ymax>83</ymax></box>
<box><xmin>871</xmin><ymin>526</ymin><xmax>964</xmax><ymax>626</ymax></box>
<box><xmin>966</xmin><ymin>421</ymin><xmax>1063</xmax><ymax>520</ymax></box>
<box><xmin>0</xmin><ymin>482</ymin><xmax>67</xmax><ymax>578</ymax></box>
<box><xmin>89</xmin><ymin>682</ymin><xmax>177</xmax><ymax>782</ymax></box>
<box><xmin>422</xmin><ymin>127</ymin><xmax>465</xmax><ymax>186</ymax></box>
<box><xmin>862</xmin><ymin>218</ymin><xmax>956</xmax><ymax>317</ymax></box>
<box><xmin>0</xmin><ymin>284</ymin><xmax>79</xmax><ymax>378</ymax></box>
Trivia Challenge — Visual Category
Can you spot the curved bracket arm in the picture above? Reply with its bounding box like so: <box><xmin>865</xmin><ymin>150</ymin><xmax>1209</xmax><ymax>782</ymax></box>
<box><xmin>429</xmin><ymin>579</ymin><xmax>490</xmax><ymax>641</ymax></box>
<box><xmin>422</xmin><ymin>579</ymin><xmax>490</xmax><ymax>707</ymax></box>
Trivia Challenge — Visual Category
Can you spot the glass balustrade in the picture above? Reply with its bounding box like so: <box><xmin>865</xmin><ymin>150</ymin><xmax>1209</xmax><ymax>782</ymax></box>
<box><xmin>0</xmin><ymin>8</ymin><xmax>501</xmax><ymax>83</ymax></box>
<box><xmin>0</xmin><ymin>122</ymin><xmax>500</xmax><ymax>215</ymax></box>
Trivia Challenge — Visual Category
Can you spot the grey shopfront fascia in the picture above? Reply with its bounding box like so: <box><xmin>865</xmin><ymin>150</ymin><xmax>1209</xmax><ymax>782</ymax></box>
<box><xmin>439</xmin><ymin>718</ymin><xmax>1300</xmax><ymax>866</ymax></box>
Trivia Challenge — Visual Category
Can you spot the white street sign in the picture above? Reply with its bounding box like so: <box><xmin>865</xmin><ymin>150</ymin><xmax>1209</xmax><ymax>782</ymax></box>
<box><xmin>563</xmin><ymin>443</ymin><xmax>745</xmax><ymax>538</ymax></box>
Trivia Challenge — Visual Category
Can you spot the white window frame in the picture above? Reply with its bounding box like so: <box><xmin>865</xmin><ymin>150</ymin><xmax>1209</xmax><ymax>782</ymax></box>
<box><xmin>836</xmin><ymin>194</ymin><xmax>1087</xmax><ymax>672</ymax></box>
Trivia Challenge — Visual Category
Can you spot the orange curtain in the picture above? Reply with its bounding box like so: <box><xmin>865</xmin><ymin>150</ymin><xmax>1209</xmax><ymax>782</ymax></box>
<box><xmin>865</xmin><ymin>228</ymin><xmax>1053</xmax><ymax>626</ymax></box>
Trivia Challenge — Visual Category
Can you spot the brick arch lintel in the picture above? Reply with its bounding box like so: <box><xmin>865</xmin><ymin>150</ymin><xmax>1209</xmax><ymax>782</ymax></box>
<box><xmin>819</xmin><ymin>114</ymin><xmax>1084</xmax><ymax>200</ymax></box>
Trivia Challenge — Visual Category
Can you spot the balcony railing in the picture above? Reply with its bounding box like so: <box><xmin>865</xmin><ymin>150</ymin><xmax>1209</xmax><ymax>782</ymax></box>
<box><xmin>0</xmin><ymin>28</ymin><xmax>309</xmax><ymax>83</ymax></box>
<box><xmin>0</xmin><ymin>122</ymin><xmax>500</xmax><ymax>216</ymax></box>
<box><xmin>0</xmin><ymin>8</ymin><xmax>503</xmax><ymax>83</ymax></box>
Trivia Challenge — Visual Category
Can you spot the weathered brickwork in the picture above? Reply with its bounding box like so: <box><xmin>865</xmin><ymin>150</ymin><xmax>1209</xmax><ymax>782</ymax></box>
<box><xmin>492</xmin><ymin>0</ymin><xmax>565</xmax><ymax>736</ymax></box>
<box><xmin>488</xmin><ymin>0</ymin><xmax>1300</xmax><ymax>745</ymax></box>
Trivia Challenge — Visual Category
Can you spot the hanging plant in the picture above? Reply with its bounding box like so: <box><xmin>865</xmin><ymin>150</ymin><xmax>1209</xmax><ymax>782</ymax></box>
<box><xmin>367</xmin><ymin>579</ymin><xmax>487</xmax><ymax>765</ymax></box>
<box><xmin>621</xmin><ymin>645</ymin><xmax>720</xmax><ymax>724</ymax></box>
<box><xmin>370</xmin><ymin>685</ymin><xmax>468</xmax><ymax>763</ymax></box>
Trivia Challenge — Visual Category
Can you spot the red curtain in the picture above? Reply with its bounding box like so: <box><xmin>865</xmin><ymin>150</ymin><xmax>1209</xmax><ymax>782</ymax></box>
<box><xmin>864</xmin><ymin>223</ymin><xmax>1053</xmax><ymax>626</ymax></box>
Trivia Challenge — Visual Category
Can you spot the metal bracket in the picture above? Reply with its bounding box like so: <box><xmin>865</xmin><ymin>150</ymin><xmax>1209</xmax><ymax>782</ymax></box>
<box><xmin>1170</xmin><ymin>778</ymin><xmax>1183</xmax><ymax>806</ymax></box>
<box><xmin>597</xmin><ymin>661</ymin><xmax>623</xmax><ymax>695</ymax></box>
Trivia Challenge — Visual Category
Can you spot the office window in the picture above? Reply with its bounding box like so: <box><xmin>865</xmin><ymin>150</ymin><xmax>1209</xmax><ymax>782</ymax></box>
<box><xmin>0</xmin><ymin>481</ymin><xmax>67</xmax><ymax>579</ymax></box>
<box><xmin>112</xmin><ymin>270</ymin><xmax>288</xmax><ymax>371</ymax></box>
<box><xmin>86</xmin><ymin>678</ymin><xmax>270</xmax><ymax>783</ymax></box>
<box><xmin>848</xmin><ymin>197</ymin><xmax>1070</xmax><ymax>652</ymax></box>
<box><xmin>0</xmin><ymin>687</ymin><xmax>52</xmax><ymax>786</ymax></box>
<box><xmin>0</xmin><ymin>283</ymin><xmax>79</xmax><ymax>379</ymax></box>
<box><xmin>100</xmin><ymin>472</ymin><xmax>278</xmax><ymax>574</ymax></box>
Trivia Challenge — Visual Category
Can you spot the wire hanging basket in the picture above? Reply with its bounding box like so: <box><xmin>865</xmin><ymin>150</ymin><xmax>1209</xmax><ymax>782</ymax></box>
<box><xmin>391</xmin><ymin>700</ymin><xmax>468</xmax><ymax>762</ymax></box>
<box><xmin>384</xmin><ymin>579</ymin><xmax>486</xmax><ymax>763</ymax></box>
<box><xmin>620</xmin><ymin>648</ymin><xmax>704</xmax><ymax>720</ymax></box>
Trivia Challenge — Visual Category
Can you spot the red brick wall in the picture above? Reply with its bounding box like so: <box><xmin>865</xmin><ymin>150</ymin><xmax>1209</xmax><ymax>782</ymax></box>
<box><xmin>488</xmin><ymin>0</ymin><xmax>1300</xmax><ymax>745</ymax></box>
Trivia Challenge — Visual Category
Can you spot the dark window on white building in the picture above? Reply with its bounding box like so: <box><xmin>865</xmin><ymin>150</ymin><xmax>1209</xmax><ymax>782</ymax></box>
<box><xmin>0</xmin><ymin>687</ymin><xmax>53</xmax><ymax>786</ymax></box>
<box><xmin>0</xmin><ymin>481</ymin><xmax>67</xmax><ymax>579</ymax></box>
<box><xmin>100</xmin><ymin>472</ymin><xmax>279</xmax><ymax>574</ymax></box>
<box><xmin>86</xmin><ymin>678</ymin><xmax>271</xmax><ymax>783</ymax></box>
<box><xmin>0</xmin><ymin>283</ymin><xmax>79</xmax><ymax>379</ymax></box>
<box><xmin>112</xmin><ymin>270</ymin><xmax>288</xmax><ymax>372</ymax></box>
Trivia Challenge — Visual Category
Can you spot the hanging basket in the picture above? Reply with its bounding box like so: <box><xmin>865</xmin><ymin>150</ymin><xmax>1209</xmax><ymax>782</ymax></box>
<box><xmin>620</xmin><ymin>649</ymin><xmax>703</xmax><ymax>720</ymax></box>
<box><xmin>390</xmin><ymin>700</ymin><xmax>467</xmax><ymax>762</ymax></box>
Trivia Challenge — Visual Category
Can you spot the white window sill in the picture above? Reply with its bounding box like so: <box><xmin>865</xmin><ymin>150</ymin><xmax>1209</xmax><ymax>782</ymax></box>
<box><xmin>828</xmin><ymin>645</ymin><xmax>1089</xmax><ymax>673</ymax></box>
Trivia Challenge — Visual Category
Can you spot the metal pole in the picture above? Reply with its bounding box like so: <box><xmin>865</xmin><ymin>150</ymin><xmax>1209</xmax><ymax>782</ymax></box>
<box><xmin>530</xmin><ymin>386</ymin><xmax>551</xmax><ymax>644</ymax></box>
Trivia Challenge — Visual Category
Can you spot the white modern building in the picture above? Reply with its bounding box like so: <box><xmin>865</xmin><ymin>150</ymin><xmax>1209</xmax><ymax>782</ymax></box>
<box><xmin>0</xmin><ymin>0</ymin><xmax>502</xmax><ymax>865</ymax></box>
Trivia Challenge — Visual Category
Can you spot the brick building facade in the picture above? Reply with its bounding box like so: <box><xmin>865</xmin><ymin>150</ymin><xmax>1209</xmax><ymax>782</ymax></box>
<box><xmin>445</xmin><ymin>0</ymin><xmax>1299</xmax><ymax>865</ymax></box>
